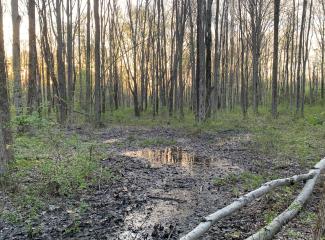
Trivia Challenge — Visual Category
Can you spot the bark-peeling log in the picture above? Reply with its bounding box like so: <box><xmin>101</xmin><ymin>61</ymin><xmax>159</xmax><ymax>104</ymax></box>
<box><xmin>246</xmin><ymin>158</ymin><xmax>325</xmax><ymax>240</ymax></box>
<box><xmin>180</xmin><ymin>158</ymin><xmax>325</xmax><ymax>240</ymax></box>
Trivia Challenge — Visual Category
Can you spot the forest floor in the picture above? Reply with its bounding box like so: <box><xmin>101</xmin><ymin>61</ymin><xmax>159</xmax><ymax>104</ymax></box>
<box><xmin>1</xmin><ymin>107</ymin><xmax>325</xmax><ymax>240</ymax></box>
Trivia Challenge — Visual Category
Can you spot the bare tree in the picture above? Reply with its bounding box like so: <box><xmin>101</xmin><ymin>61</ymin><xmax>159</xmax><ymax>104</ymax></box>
<box><xmin>296</xmin><ymin>0</ymin><xmax>307</xmax><ymax>114</ymax></box>
<box><xmin>205</xmin><ymin>0</ymin><xmax>213</xmax><ymax>118</ymax></box>
<box><xmin>247</xmin><ymin>0</ymin><xmax>271</xmax><ymax>114</ymax></box>
<box><xmin>196</xmin><ymin>0</ymin><xmax>206</xmax><ymax>122</ymax></box>
<box><xmin>27</xmin><ymin>0</ymin><xmax>38</xmax><ymax>114</ymax></box>
<box><xmin>66</xmin><ymin>0</ymin><xmax>74</xmax><ymax>114</ymax></box>
<box><xmin>56</xmin><ymin>0</ymin><xmax>67</xmax><ymax>123</ymax></box>
<box><xmin>94</xmin><ymin>0</ymin><xmax>101</xmax><ymax>124</ymax></box>
<box><xmin>272</xmin><ymin>0</ymin><xmax>280</xmax><ymax>118</ymax></box>
<box><xmin>86</xmin><ymin>0</ymin><xmax>91</xmax><ymax>115</ymax></box>
<box><xmin>11</xmin><ymin>0</ymin><xmax>22</xmax><ymax>115</ymax></box>
<box><xmin>0</xmin><ymin>0</ymin><xmax>13</xmax><ymax>175</ymax></box>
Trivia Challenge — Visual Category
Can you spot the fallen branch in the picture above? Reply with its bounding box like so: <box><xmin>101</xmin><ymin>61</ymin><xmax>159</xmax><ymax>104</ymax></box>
<box><xmin>180</xmin><ymin>158</ymin><xmax>325</xmax><ymax>240</ymax></box>
<box><xmin>246</xmin><ymin>158</ymin><xmax>325</xmax><ymax>240</ymax></box>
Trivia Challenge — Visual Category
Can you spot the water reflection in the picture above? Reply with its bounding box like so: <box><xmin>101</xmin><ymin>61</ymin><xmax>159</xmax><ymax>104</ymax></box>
<box><xmin>124</xmin><ymin>147</ymin><xmax>239</xmax><ymax>172</ymax></box>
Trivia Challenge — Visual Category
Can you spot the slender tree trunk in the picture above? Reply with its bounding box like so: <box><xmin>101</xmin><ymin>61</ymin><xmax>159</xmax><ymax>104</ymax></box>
<box><xmin>272</xmin><ymin>0</ymin><xmax>280</xmax><ymax>118</ymax></box>
<box><xmin>296</xmin><ymin>0</ymin><xmax>307</xmax><ymax>114</ymax></box>
<box><xmin>301</xmin><ymin>0</ymin><xmax>313</xmax><ymax>116</ymax></box>
<box><xmin>197</xmin><ymin>0</ymin><xmax>206</xmax><ymax>122</ymax></box>
<box><xmin>56</xmin><ymin>0</ymin><xmax>67</xmax><ymax>123</ymax></box>
<box><xmin>321</xmin><ymin>42</ymin><xmax>324</xmax><ymax>101</ymax></box>
<box><xmin>289</xmin><ymin>0</ymin><xmax>295</xmax><ymax>111</ymax></box>
<box><xmin>205</xmin><ymin>0</ymin><xmax>213</xmax><ymax>118</ymax></box>
<box><xmin>66</xmin><ymin>0</ymin><xmax>73</xmax><ymax>115</ymax></box>
<box><xmin>189</xmin><ymin>0</ymin><xmax>196</xmax><ymax>113</ymax></box>
<box><xmin>77</xmin><ymin>0</ymin><xmax>83</xmax><ymax>110</ymax></box>
<box><xmin>238</xmin><ymin>0</ymin><xmax>247</xmax><ymax>117</ymax></box>
<box><xmin>94</xmin><ymin>0</ymin><xmax>101</xmax><ymax>124</ymax></box>
<box><xmin>320</xmin><ymin>0</ymin><xmax>325</xmax><ymax>101</ymax></box>
<box><xmin>86</xmin><ymin>0</ymin><xmax>91</xmax><ymax>116</ymax></box>
<box><xmin>27</xmin><ymin>0</ymin><xmax>37</xmax><ymax>114</ymax></box>
<box><xmin>11</xmin><ymin>0</ymin><xmax>22</xmax><ymax>115</ymax></box>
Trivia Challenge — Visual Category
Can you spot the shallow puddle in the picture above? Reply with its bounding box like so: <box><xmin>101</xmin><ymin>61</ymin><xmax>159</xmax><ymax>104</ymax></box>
<box><xmin>124</xmin><ymin>147</ymin><xmax>240</xmax><ymax>173</ymax></box>
<box><xmin>112</xmin><ymin>147</ymin><xmax>242</xmax><ymax>239</ymax></box>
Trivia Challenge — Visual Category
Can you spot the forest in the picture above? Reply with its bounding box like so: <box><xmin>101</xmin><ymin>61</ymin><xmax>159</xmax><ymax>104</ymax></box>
<box><xmin>0</xmin><ymin>0</ymin><xmax>325</xmax><ymax>239</ymax></box>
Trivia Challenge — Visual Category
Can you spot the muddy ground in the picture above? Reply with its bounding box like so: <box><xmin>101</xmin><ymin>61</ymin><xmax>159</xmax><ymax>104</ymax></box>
<box><xmin>0</xmin><ymin>126</ymin><xmax>322</xmax><ymax>239</ymax></box>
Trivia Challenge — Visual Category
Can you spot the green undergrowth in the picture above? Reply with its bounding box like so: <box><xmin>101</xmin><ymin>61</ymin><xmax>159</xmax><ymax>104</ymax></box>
<box><xmin>103</xmin><ymin>105</ymin><xmax>325</xmax><ymax>168</ymax></box>
<box><xmin>213</xmin><ymin>171</ymin><xmax>266</xmax><ymax>193</ymax></box>
<box><xmin>0</xmin><ymin>114</ymin><xmax>114</xmax><ymax>230</ymax></box>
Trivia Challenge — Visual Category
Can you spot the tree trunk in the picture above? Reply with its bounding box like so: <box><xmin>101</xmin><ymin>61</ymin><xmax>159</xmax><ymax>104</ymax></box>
<box><xmin>272</xmin><ymin>0</ymin><xmax>280</xmax><ymax>118</ymax></box>
<box><xmin>301</xmin><ymin>0</ymin><xmax>313</xmax><ymax>116</ymax></box>
<box><xmin>205</xmin><ymin>0</ymin><xmax>213</xmax><ymax>118</ymax></box>
<box><xmin>196</xmin><ymin>0</ymin><xmax>206</xmax><ymax>122</ymax></box>
<box><xmin>86</xmin><ymin>0</ymin><xmax>91</xmax><ymax>116</ymax></box>
<box><xmin>77</xmin><ymin>0</ymin><xmax>83</xmax><ymax>110</ymax></box>
<box><xmin>66</xmin><ymin>0</ymin><xmax>73</xmax><ymax>115</ymax></box>
<box><xmin>27</xmin><ymin>0</ymin><xmax>38</xmax><ymax>114</ymax></box>
<box><xmin>56</xmin><ymin>0</ymin><xmax>67</xmax><ymax>123</ymax></box>
<box><xmin>0</xmin><ymin>0</ymin><xmax>13</xmax><ymax>175</ymax></box>
<box><xmin>11</xmin><ymin>0</ymin><xmax>22</xmax><ymax>115</ymax></box>
<box><xmin>296</xmin><ymin>0</ymin><xmax>307</xmax><ymax>114</ymax></box>
<box><xmin>94</xmin><ymin>0</ymin><xmax>101</xmax><ymax>124</ymax></box>
<box><xmin>238</xmin><ymin>0</ymin><xmax>247</xmax><ymax>117</ymax></box>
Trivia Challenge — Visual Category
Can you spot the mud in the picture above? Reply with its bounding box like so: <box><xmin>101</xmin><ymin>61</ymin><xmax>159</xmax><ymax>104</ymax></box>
<box><xmin>0</xmin><ymin>126</ymin><xmax>320</xmax><ymax>240</ymax></box>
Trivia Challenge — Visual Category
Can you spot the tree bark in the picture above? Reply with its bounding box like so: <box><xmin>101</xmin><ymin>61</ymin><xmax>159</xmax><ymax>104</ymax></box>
<box><xmin>27</xmin><ymin>0</ymin><xmax>38</xmax><ymax>114</ymax></box>
<box><xmin>94</xmin><ymin>0</ymin><xmax>101</xmax><ymax>124</ymax></box>
<box><xmin>56</xmin><ymin>0</ymin><xmax>67</xmax><ymax>123</ymax></box>
<box><xmin>272</xmin><ymin>0</ymin><xmax>280</xmax><ymax>118</ymax></box>
<box><xmin>66</xmin><ymin>0</ymin><xmax>74</xmax><ymax>115</ymax></box>
<box><xmin>205</xmin><ymin>0</ymin><xmax>213</xmax><ymax>118</ymax></box>
<box><xmin>247</xmin><ymin>158</ymin><xmax>325</xmax><ymax>240</ymax></box>
<box><xmin>181</xmin><ymin>158</ymin><xmax>325</xmax><ymax>240</ymax></box>
<box><xmin>0</xmin><ymin>0</ymin><xmax>13</xmax><ymax>175</ymax></box>
<box><xmin>86</xmin><ymin>0</ymin><xmax>91</xmax><ymax>116</ymax></box>
<box><xmin>296</xmin><ymin>0</ymin><xmax>307</xmax><ymax>114</ymax></box>
<box><xmin>11</xmin><ymin>0</ymin><xmax>22</xmax><ymax>115</ymax></box>
<box><xmin>196</xmin><ymin>0</ymin><xmax>206</xmax><ymax>122</ymax></box>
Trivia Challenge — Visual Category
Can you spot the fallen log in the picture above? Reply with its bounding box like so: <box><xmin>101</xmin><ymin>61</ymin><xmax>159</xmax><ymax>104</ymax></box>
<box><xmin>246</xmin><ymin>158</ymin><xmax>325</xmax><ymax>240</ymax></box>
<box><xmin>180</xmin><ymin>158</ymin><xmax>325</xmax><ymax>240</ymax></box>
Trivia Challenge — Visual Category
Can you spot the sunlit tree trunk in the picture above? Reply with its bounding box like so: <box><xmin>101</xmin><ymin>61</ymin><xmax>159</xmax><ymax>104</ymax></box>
<box><xmin>0</xmin><ymin>0</ymin><xmax>13</xmax><ymax>175</ymax></box>
<box><xmin>27</xmin><ymin>0</ymin><xmax>38</xmax><ymax>114</ymax></box>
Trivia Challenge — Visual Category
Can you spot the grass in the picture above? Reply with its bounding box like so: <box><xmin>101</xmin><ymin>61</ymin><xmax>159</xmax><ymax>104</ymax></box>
<box><xmin>102</xmin><ymin>104</ymin><xmax>325</xmax><ymax>169</ymax></box>
<box><xmin>2</xmin><ymin>104</ymin><xmax>325</xmax><ymax>237</ymax></box>
<box><xmin>9</xmin><ymin>131</ymin><xmax>113</xmax><ymax>197</ymax></box>
<box><xmin>213</xmin><ymin>171</ymin><xmax>265</xmax><ymax>192</ymax></box>
<box><xmin>0</xmin><ymin>115</ymin><xmax>114</xmax><ymax>234</ymax></box>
